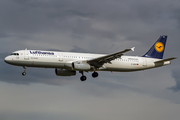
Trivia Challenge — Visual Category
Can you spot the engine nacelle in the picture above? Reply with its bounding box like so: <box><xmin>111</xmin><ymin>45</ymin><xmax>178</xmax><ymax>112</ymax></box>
<box><xmin>55</xmin><ymin>68</ymin><xmax>76</xmax><ymax>76</ymax></box>
<box><xmin>72</xmin><ymin>61</ymin><xmax>91</xmax><ymax>70</ymax></box>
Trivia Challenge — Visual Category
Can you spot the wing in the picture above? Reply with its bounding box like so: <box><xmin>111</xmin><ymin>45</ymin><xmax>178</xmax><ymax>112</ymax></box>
<box><xmin>87</xmin><ymin>47</ymin><xmax>135</xmax><ymax>68</ymax></box>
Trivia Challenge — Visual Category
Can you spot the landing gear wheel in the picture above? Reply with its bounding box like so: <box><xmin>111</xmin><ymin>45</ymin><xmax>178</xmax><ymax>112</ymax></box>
<box><xmin>79</xmin><ymin>71</ymin><xmax>87</xmax><ymax>81</ymax></box>
<box><xmin>22</xmin><ymin>72</ymin><xmax>26</xmax><ymax>76</ymax></box>
<box><xmin>22</xmin><ymin>66</ymin><xmax>27</xmax><ymax>76</ymax></box>
<box><xmin>92</xmin><ymin>72</ymin><xmax>98</xmax><ymax>78</ymax></box>
<box><xmin>80</xmin><ymin>76</ymin><xmax>87</xmax><ymax>81</ymax></box>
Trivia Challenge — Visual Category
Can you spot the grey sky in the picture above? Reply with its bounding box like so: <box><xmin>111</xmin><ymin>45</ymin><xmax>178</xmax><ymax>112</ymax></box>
<box><xmin>0</xmin><ymin>0</ymin><xmax>180</xmax><ymax>120</ymax></box>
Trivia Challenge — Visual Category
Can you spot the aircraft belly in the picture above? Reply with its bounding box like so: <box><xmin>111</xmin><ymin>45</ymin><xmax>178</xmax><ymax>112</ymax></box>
<box><xmin>103</xmin><ymin>61</ymin><xmax>144</xmax><ymax>72</ymax></box>
<box><xmin>13</xmin><ymin>60</ymin><xmax>64</xmax><ymax>68</ymax></box>
<box><xmin>30</xmin><ymin>61</ymin><xmax>64</xmax><ymax>68</ymax></box>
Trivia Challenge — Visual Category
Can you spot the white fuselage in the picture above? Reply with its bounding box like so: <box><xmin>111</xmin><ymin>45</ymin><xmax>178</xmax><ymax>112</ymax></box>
<box><xmin>4</xmin><ymin>50</ymin><xmax>170</xmax><ymax>72</ymax></box>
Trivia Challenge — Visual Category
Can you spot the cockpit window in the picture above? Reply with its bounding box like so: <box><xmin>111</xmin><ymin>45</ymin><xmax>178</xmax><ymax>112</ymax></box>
<box><xmin>10</xmin><ymin>53</ymin><xmax>19</xmax><ymax>56</ymax></box>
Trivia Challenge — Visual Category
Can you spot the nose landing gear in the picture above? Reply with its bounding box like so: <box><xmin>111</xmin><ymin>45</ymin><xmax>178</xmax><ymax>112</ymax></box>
<box><xmin>22</xmin><ymin>66</ymin><xmax>26</xmax><ymax>76</ymax></box>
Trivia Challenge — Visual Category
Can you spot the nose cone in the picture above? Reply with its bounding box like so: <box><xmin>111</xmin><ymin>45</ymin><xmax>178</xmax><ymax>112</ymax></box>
<box><xmin>4</xmin><ymin>56</ymin><xmax>10</xmax><ymax>63</ymax></box>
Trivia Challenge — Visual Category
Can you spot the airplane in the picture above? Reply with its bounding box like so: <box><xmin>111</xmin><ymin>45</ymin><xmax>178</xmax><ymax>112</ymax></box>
<box><xmin>4</xmin><ymin>35</ymin><xmax>177</xmax><ymax>81</ymax></box>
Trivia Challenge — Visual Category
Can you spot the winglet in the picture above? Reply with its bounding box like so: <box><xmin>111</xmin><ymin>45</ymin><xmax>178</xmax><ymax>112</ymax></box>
<box><xmin>131</xmin><ymin>47</ymin><xmax>135</xmax><ymax>51</ymax></box>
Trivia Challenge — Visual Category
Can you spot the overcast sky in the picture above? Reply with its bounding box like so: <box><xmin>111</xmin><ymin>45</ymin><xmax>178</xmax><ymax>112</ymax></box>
<box><xmin>0</xmin><ymin>0</ymin><xmax>180</xmax><ymax>120</ymax></box>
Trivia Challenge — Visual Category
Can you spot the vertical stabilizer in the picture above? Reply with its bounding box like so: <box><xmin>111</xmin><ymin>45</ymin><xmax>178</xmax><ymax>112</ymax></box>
<box><xmin>142</xmin><ymin>35</ymin><xmax>167</xmax><ymax>59</ymax></box>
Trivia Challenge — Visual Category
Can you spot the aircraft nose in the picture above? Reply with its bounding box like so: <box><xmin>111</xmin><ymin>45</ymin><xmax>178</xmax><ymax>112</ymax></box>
<box><xmin>4</xmin><ymin>56</ymin><xmax>10</xmax><ymax>63</ymax></box>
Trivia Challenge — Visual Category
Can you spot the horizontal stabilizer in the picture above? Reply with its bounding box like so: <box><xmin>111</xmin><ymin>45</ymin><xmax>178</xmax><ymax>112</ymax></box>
<box><xmin>154</xmin><ymin>57</ymin><xmax>177</xmax><ymax>63</ymax></box>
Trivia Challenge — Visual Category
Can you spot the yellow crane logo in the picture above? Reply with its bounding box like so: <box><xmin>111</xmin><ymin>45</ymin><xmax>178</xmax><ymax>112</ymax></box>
<box><xmin>155</xmin><ymin>42</ymin><xmax>164</xmax><ymax>52</ymax></box>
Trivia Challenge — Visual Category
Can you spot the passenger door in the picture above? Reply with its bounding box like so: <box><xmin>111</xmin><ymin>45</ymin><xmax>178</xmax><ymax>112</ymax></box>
<box><xmin>24</xmin><ymin>49</ymin><xmax>29</xmax><ymax>60</ymax></box>
<box><xmin>59</xmin><ymin>53</ymin><xmax>63</xmax><ymax>62</ymax></box>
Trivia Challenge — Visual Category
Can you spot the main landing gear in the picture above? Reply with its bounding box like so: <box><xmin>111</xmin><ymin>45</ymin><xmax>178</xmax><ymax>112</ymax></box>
<box><xmin>80</xmin><ymin>71</ymin><xmax>87</xmax><ymax>81</ymax></box>
<box><xmin>79</xmin><ymin>71</ymin><xmax>99</xmax><ymax>81</ymax></box>
<box><xmin>92</xmin><ymin>72</ymin><xmax>98</xmax><ymax>78</ymax></box>
<box><xmin>22</xmin><ymin>66</ymin><xmax>26</xmax><ymax>76</ymax></box>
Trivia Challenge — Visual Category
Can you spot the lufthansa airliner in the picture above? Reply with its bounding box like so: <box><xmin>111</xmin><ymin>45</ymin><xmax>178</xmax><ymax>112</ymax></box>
<box><xmin>4</xmin><ymin>35</ymin><xmax>176</xmax><ymax>81</ymax></box>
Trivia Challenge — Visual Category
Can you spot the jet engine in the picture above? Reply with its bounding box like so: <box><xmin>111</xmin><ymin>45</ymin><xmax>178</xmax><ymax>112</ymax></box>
<box><xmin>55</xmin><ymin>68</ymin><xmax>76</xmax><ymax>76</ymax></box>
<box><xmin>72</xmin><ymin>61</ymin><xmax>91</xmax><ymax>70</ymax></box>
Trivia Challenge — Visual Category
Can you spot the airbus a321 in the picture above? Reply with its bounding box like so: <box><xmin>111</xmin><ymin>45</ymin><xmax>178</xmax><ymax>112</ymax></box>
<box><xmin>4</xmin><ymin>35</ymin><xmax>176</xmax><ymax>81</ymax></box>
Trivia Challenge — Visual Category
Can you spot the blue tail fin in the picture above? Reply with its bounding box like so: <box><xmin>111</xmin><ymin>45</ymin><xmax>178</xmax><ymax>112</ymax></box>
<box><xmin>142</xmin><ymin>35</ymin><xmax>167</xmax><ymax>59</ymax></box>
